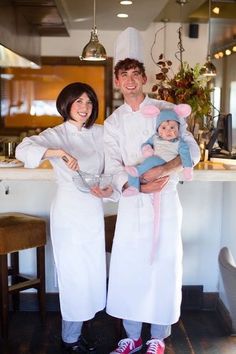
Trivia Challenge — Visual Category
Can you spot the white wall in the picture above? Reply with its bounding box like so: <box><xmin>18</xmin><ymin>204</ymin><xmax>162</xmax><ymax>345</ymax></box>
<box><xmin>41</xmin><ymin>22</ymin><xmax>208</xmax><ymax>93</ymax></box>
<box><xmin>0</xmin><ymin>179</ymin><xmax>226</xmax><ymax>294</ymax></box>
<box><xmin>179</xmin><ymin>181</ymin><xmax>223</xmax><ymax>292</ymax></box>
<box><xmin>218</xmin><ymin>182</ymin><xmax>236</xmax><ymax>308</ymax></box>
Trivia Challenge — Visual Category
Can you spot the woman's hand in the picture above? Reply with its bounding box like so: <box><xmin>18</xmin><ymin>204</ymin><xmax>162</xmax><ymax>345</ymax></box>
<box><xmin>140</xmin><ymin>176</ymin><xmax>169</xmax><ymax>194</ymax></box>
<box><xmin>43</xmin><ymin>148</ymin><xmax>79</xmax><ymax>171</ymax></box>
<box><xmin>90</xmin><ymin>185</ymin><xmax>113</xmax><ymax>198</ymax></box>
<box><xmin>61</xmin><ymin>153</ymin><xmax>79</xmax><ymax>171</ymax></box>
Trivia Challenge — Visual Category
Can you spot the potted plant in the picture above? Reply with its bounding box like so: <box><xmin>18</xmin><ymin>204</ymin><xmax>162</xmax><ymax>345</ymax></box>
<box><xmin>152</xmin><ymin>54</ymin><xmax>214</xmax><ymax>138</ymax></box>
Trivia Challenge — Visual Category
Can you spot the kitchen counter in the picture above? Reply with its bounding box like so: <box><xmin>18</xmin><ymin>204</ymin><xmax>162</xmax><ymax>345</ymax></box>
<box><xmin>0</xmin><ymin>160</ymin><xmax>54</xmax><ymax>181</ymax></box>
<box><xmin>1</xmin><ymin>160</ymin><xmax>236</xmax><ymax>181</ymax></box>
<box><xmin>1</xmin><ymin>158</ymin><xmax>236</xmax><ymax>295</ymax></box>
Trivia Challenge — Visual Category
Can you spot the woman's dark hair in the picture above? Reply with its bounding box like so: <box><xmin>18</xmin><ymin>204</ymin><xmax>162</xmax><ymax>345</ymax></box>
<box><xmin>56</xmin><ymin>82</ymin><xmax>98</xmax><ymax>128</ymax></box>
<box><xmin>114</xmin><ymin>58</ymin><xmax>146</xmax><ymax>80</ymax></box>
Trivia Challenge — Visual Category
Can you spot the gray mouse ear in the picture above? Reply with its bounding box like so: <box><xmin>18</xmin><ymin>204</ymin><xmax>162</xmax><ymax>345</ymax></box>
<box><xmin>174</xmin><ymin>104</ymin><xmax>192</xmax><ymax>118</ymax></box>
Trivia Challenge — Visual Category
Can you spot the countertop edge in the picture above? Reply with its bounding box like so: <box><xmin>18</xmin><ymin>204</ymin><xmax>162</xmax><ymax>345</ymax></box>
<box><xmin>1</xmin><ymin>162</ymin><xmax>236</xmax><ymax>182</ymax></box>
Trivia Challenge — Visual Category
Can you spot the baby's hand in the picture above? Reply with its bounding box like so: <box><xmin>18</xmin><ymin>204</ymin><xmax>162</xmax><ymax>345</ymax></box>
<box><xmin>142</xmin><ymin>145</ymin><xmax>154</xmax><ymax>158</ymax></box>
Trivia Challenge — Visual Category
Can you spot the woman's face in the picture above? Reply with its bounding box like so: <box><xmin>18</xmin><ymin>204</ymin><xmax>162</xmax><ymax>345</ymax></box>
<box><xmin>69</xmin><ymin>92</ymin><xmax>93</xmax><ymax>127</ymax></box>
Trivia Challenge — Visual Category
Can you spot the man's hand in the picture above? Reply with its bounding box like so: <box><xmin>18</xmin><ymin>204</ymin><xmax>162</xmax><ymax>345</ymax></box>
<box><xmin>141</xmin><ymin>165</ymin><xmax>165</xmax><ymax>183</ymax></box>
<box><xmin>140</xmin><ymin>176</ymin><xmax>169</xmax><ymax>194</ymax></box>
<box><xmin>141</xmin><ymin>156</ymin><xmax>182</xmax><ymax>184</ymax></box>
<box><xmin>90</xmin><ymin>185</ymin><xmax>113</xmax><ymax>198</ymax></box>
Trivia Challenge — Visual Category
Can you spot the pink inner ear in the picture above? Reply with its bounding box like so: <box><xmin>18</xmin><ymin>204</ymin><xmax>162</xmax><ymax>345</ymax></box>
<box><xmin>140</xmin><ymin>105</ymin><xmax>160</xmax><ymax>117</ymax></box>
<box><xmin>174</xmin><ymin>104</ymin><xmax>192</xmax><ymax>118</ymax></box>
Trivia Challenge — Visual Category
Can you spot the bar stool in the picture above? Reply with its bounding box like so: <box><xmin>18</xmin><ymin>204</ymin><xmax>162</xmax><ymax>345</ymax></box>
<box><xmin>0</xmin><ymin>212</ymin><xmax>47</xmax><ymax>339</ymax></box>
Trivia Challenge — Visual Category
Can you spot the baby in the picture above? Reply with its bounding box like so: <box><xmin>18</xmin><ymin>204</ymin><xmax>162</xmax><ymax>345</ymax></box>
<box><xmin>123</xmin><ymin>104</ymin><xmax>193</xmax><ymax>196</ymax></box>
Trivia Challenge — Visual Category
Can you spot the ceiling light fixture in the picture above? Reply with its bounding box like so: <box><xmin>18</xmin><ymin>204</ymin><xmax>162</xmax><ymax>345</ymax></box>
<box><xmin>213</xmin><ymin>40</ymin><xmax>236</xmax><ymax>59</ymax></box>
<box><xmin>81</xmin><ymin>0</ymin><xmax>106</xmax><ymax>61</ymax></box>
<box><xmin>202</xmin><ymin>0</ymin><xmax>216</xmax><ymax>77</ymax></box>
<box><xmin>120</xmin><ymin>0</ymin><xmax>133</xmax><ymax>4</ymax></box>
<box><xmin>212</xmin><ymin>6</ymin><xmax>220</xmax><ymax>14</ymax></box>
<box><xmin>176</xmin><ymin>0</ymin><xmax>189</xmax><ymax>5</ymax></box>
<box><xmin>117</xmin><ymin>13</ymin><xmax>129</xmax><ymax>18</ymax></box>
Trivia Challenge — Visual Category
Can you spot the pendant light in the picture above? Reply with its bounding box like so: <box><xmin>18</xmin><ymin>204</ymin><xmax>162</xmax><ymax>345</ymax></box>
<box><xmin>81</xmin><ymin>0</ymin><xmax>107</xmax><ymax>61</ymax></box>
<box><xmin>202</xmin><ymin>0</ymin><xmax>216</xmax><ymax>77</ymax></box>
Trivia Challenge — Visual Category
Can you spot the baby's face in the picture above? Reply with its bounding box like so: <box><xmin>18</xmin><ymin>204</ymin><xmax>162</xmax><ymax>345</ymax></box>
<box><xmin>158</xmin><ymin>120</ymin><xmax>179</xmax><ymax>140</ymax></box>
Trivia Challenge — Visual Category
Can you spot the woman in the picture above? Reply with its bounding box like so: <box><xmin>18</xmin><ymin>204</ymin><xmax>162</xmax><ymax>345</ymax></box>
<box><xmin>16</xmin><ymin>82</ymin><xmax>112</xmax><ymax>353</ymax></box>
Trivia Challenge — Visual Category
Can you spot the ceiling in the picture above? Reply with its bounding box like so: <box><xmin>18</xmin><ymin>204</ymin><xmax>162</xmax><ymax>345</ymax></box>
<box><xmin>12</xmin><ymin>0</ymin><xmax>236</xmax><ymax>52</ymax></box>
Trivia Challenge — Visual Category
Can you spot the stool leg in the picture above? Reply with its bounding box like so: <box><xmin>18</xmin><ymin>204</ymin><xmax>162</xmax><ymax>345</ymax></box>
<box><xmin>10</xmin><ymin>252</ymin><xmax>20</xmax><ymax>311</ymax></box>
<box><xmin>0</xmin><ymin>254</ymin><xmax>9</xmax><ymax>339</ymax></box>
<box><xmin>37</xmin><ymin>246</ymin><xmax>46</xmax><ymax>322</ymax></box>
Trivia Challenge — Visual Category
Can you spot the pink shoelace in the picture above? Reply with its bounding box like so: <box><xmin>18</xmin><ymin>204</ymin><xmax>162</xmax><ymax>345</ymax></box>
<box><xmin>146</xmin><ymin>339</ymin><xmax>165</xmax><ymax>354</ymax></box>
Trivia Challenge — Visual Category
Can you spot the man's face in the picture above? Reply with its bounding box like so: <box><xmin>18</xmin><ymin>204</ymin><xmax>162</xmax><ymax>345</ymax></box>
<box><xmin>114</xmin><ymin>67</ymin><xmax>147</xmax><ymax>97</ymax></box>
<box><xmin>158</xmin><ymin>120</ymin><xmax>179</xmax><ymax>140</ymax></box>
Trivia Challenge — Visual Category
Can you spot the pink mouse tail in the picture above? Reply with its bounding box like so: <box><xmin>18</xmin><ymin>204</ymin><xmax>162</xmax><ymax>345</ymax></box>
<box><xmin>150</xmin><ymin>192</ymin><xmax>161</xmax><ymax>264</ymax></box>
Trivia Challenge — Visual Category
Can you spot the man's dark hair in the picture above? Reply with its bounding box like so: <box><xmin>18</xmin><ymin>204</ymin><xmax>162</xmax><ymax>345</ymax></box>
<box><xmin>114</xmin><ymin>58</ymin><xmax>146</xmax><ymax>79</ymax></box>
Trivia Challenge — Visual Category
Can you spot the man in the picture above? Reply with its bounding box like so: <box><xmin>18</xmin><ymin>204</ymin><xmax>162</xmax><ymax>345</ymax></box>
<box><xmin>104</xmin><ymin>55</ymin><xmax>200</xmax><ymax>354</ymax></box>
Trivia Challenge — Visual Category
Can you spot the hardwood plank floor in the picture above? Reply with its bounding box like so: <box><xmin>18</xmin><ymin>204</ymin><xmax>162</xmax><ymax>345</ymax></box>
<box><xmin>0</xmin><ymin>310</ymin><xmax>235</xmax><ymax>354</ymax></box>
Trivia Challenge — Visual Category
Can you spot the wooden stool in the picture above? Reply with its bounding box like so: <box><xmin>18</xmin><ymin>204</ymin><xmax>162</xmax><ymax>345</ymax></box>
<box><xmin>0</xmin><ymin>212</ymin><xmax>46</xmax><ymax>339</ymax></box>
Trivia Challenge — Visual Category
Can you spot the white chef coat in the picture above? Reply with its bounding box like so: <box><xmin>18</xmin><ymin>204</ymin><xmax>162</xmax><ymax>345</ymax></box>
<box><xmin>15</xmin><ymin>121</ymin><xmax>106</xmax><ymax>322</ymax></box>
<box><xmin>104</xmin><ymin>95</ymin><xmax>200</xmax><ymax>325</ymax></box>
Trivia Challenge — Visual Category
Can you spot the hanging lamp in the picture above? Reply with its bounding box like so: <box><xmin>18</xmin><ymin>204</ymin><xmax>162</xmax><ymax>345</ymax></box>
<box><xmin>81</xmin><ymin>0</ymin><xmax>107</xmax><ymax>61</ymax></box>
<box><xmin>202</xmin><ymin>0</ymin><xmax>216</xmax><ymax>77</ymax></box>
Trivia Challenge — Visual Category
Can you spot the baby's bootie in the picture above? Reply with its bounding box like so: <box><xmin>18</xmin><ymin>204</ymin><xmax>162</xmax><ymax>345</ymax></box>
<box><xmin>125</xmin><ymin>166</ymin><xmax>139</xmax><ymax>177</ymax></box>
<box><xmin>122</xmin><ymin>186</ymin><xmax>139</xmax><ymax>197</ymax></box>
<box><xmin>183</xmin><ymin>167</ymin><xmax>193</xmax><ymax>181</ymax></box>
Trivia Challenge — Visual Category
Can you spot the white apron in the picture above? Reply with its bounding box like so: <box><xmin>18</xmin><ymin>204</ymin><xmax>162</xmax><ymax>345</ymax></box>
<box><xmin>104</xmin><ymin>96</ymin><xmax>199</xmax><ymax>325</ymax></box>
<box><xmin>15</xmin><ymin>122</ymin><xmax>106</xmax><ymax>321</ymax></box>
<box><xmin>107</xmin><ymin>185</ymin><xmax>183</xmax><ymax>325</ymax></box>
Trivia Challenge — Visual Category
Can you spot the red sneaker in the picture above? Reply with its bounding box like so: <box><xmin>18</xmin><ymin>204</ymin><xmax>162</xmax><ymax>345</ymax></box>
<box><xmin>110</xmin><ymin>337</ymin><xmax>143</xmax><ymax>354</ymax></box>
<box><xmin>146</xmin><ymin>339</ymin><xmax>165</xmax><ymax>354</ymax></box>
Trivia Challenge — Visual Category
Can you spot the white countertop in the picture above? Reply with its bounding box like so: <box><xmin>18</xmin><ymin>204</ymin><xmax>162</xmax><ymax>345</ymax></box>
<box><xmin>1</xmin><ymin>160</ymin><xmax>236</xmax><ymax>182</ymax></box>
<box><xmin>0</xmin><ymin>160</ymin><xmax>54</xmax><ymax>181</ymax></box>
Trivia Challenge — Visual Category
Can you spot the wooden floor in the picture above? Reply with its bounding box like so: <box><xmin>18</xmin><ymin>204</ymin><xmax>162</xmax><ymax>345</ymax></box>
<box><xmin>0</xmin><ymin>310</ymin><xmax>236</xmax><ymax>354</ymax></box>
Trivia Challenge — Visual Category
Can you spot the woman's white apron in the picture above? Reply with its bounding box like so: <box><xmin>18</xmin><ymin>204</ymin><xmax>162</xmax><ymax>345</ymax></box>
<box><xmin>16</xmin><ymin>122</ymin><xmax>106</xmax><ymax>322</ymax></box>
<box><xmin>50</xmin><ymin>184</ymin><xmax>106</xmax><ymax>321</ymax></box>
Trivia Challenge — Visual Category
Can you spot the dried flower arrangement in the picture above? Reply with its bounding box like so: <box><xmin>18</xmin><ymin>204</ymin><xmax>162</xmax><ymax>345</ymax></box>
<box><xmin>152</xmin><ymin>54</ymin><xmax>214</xmax><ymax>133</ymax></box>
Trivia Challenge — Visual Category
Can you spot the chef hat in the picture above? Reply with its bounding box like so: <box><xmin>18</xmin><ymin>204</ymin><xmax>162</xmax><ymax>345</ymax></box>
<box><xmin>114</xmin><ymin>27</ymin><xmax>144</xmax><ymax>65</ymax></box>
